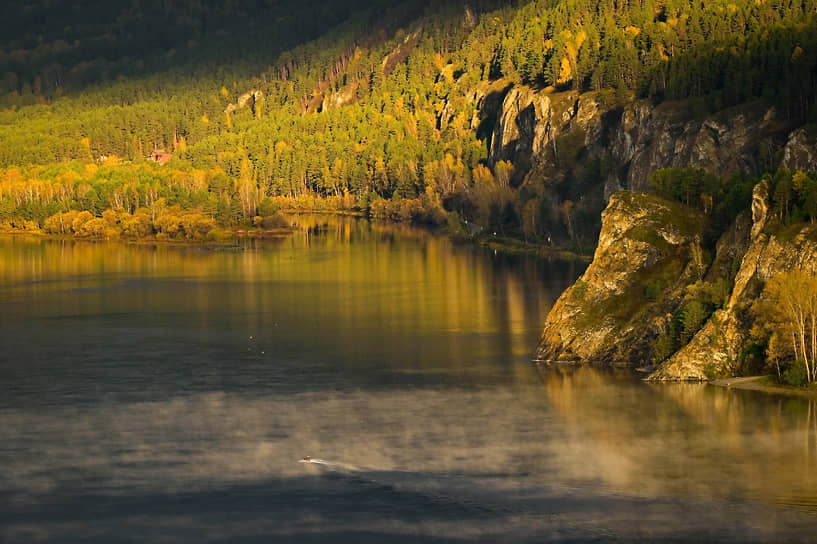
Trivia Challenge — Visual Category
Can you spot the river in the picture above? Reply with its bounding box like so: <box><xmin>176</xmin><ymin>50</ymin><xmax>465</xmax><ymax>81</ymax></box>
<box><xmin>1</xmin><ymin>218</ymin><xmax>816</xmax><ymax>542</ymax></box>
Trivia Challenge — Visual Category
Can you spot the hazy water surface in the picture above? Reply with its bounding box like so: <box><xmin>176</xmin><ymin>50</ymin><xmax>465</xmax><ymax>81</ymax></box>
<box><xmin>2</xmin><ymin>219</ymin><xmax>817</xmax><ymax>543</ymax></box>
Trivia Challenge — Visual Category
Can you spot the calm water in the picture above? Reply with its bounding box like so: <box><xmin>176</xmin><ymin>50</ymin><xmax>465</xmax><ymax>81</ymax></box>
<box><xmin>2</xmin><ymin>219</ymin><xmax>817</xmax><ymax>543</ymax></box>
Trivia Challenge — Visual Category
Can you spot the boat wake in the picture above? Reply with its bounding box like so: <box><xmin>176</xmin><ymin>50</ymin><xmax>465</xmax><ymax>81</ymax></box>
<box><xmin>297</xmin><ymin>457</ymin><xmax>361</xmax><ymax>472</ymax></box>
<box><xmin>297</xmin><ymin>456</ymin><xmax>522</xmax><ymax>517</ymax></box>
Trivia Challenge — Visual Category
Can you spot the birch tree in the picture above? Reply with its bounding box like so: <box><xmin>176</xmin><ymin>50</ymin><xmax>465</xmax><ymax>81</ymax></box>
<box><xmin>762</xmin><ymin>269</ymin><xmax>817</xmax><ymax>383</ymax></box>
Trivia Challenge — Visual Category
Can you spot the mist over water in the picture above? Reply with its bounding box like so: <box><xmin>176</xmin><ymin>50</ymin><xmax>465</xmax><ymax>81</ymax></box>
<box><xmin>2</xmin><ymin>220</ymin><xmax>817</xmax><ymax>542</ymax></box>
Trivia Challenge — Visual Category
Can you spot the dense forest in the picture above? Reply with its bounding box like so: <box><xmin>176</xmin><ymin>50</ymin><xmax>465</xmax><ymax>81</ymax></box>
<box><xmin>1</xmin><ymin>0</ymin><xmax>816</xmax><ymax>246</ymax></box>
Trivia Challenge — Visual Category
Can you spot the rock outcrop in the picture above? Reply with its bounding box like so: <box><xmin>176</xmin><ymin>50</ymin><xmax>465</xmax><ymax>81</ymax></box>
<box><xmin>224</xmin><ymin>89</ymin><xmax>264</xmax><ymax>115</ymax></box>
<box><xmin>490</xmin><ymin>86</ymin><xmax>554</xmax><ymax>164</ymax></box>
<box><xmin>781</xmin><ymin>125</ymin><xmax>817</xmax><ymax>172</ymax></box>
<box><xmin>535</xmin><ymin>191</ymin><xmax>707</xmax><ymax>365</ymax></box>
<box><xmin>650</xmin><ymin>184</ymin><xmax>817</xmax><ymax>381</ymax></box>
<box><xmin>537</xmin><ymin>178</ymin><xmax>817</xmax><ymax>380</ymax></box>
<box><xmin>483</xmin><ymin>85</ymin><xmax>794</xmax><ymax>196</ymax></box>
<box><xmin>321</xmin><ymin>82</ymin><xmax>359</xmax><ymax>111</ymax></box>
<box><xmin>608</xmin><ymin>101</ymin><xmax>788</xmax><ymax>192</ymax></box>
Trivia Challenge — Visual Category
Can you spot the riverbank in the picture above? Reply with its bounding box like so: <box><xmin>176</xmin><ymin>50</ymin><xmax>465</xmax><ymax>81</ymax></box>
<box><xmin>0</xmin><ymin>225</ymin><xmax>295</xmax><ymax>246</ymax></box>
<box><xmin>2</xmin><ymin>217</ymin><xmax>594</xmax><ymax>261</ymax></box>
<box><xmin>709</xmin><ymin>376</ymin><xmax>817</xmax><ymax>399</ymax></box>
<box><xmin>476</xmin><ymin>235</ymin><xmax>592</xmax><ymax>262</ymax></box>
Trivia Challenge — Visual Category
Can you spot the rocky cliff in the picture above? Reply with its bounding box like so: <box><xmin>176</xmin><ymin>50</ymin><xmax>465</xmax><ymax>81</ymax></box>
<box><xmin>535</xmin><ymin>191</ymin><xmax>707</xmax><ymax>365</ymax></box>
<box><xmin>476</xmin><ymin>82</ymin><xmax>817</xmax><ymax>380</ymax></box>
<box><xmin>649</xmin><ymin>184</ymin><xmax>817</xmax><ymax>381</ymax></box>
<box><xmin>535</xmin><ymin>180</ymin><xmax>817</xmax><ymax>380</ymax></box>
<box><xmin>481</xmin><ymin>84</ymin><xmax>798</xmax><ymax>198</ymax></box>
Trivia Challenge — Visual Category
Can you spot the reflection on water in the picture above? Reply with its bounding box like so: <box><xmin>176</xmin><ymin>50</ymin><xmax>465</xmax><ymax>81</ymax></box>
<box><xmin>1</xmin><ymin>221</ymin><xmax>817</xmax><ymax>542</ymax></box>
<box><xmin>539</xmin><ymin>366</ymin><xmax>817</xmax><ymax>511</ymax></box>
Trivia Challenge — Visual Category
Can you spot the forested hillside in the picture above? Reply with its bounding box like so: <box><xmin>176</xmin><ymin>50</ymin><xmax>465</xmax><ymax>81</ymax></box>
<box><xmin>1</xmin><ymin>0</ymin><xmax>816</xmax><ymax>245</ymax></box>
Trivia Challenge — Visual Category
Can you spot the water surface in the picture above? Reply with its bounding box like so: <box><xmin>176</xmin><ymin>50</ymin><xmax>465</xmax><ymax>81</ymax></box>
<box><xmin>1</xmin><ymin>220</ymin><xmax>816</xmax><ymax>542</ymax></box>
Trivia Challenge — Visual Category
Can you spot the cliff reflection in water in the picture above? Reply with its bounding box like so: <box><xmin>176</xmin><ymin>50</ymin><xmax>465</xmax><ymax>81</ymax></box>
<box><xmin>538</xmin><ymin>365</ymin><xmax>817</xmax><ymax>511</ymax></box>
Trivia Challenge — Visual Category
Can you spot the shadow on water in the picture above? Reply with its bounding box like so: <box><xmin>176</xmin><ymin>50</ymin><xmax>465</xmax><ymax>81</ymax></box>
<box><xmin>3</xmin><ymin>465</ymin><xmax>816</xmax><ymax>543</ymax></box>
<box><xmin>3</xmin><ymin>381</ymin><xmax>817</xmax><ymax>543</ymax></box>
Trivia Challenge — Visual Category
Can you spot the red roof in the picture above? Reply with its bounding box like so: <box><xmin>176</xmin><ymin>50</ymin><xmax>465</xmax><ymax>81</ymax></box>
<box><xmin>150</xmin><ymin>151</ymin><xmax>172</xmax><ymax>165</ymax></box>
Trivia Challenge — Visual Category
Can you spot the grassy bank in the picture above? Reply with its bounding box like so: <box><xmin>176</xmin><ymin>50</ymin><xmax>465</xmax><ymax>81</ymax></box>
<box><xmin>710</xmin><ymin>376</ymin><xmax>817</xmax><ymax>398</ymax></box>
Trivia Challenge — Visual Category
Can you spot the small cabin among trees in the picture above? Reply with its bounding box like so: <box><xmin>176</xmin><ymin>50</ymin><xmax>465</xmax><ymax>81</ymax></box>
<box><xmin>149</xmin><ymin>150</ymin><xmax>172</xmax><ymax>165</ymax></box>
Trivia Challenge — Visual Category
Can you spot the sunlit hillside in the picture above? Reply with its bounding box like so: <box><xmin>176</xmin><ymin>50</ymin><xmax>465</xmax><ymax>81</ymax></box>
<box><xmin>1</xmin><ymin>0</ymin><xmax>815</xmax><ymax>246</ymax></box>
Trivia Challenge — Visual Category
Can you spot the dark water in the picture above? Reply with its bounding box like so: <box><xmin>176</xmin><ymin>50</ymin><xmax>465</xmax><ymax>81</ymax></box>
<box><xmin>2</xmin><ymin>219</ymin><xmax>817</xmax><ymax>543</ymax></box>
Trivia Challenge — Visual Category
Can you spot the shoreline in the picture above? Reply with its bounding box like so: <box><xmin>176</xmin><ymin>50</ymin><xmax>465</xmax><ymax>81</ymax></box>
<box><xmin>1</xmin><ymin>222</ymin><xmax>594</xmax><ymax>262</ymax></box>
<box><xmin>0</xmin><ymin>227</ymin><xmax>294</xmax><ymax>246</ymax></box>
<box><xmin>709</xmin><ymin>376</ymin><xmax>817</xmax><ymax>399</ymax></box>
<box><xmin>475</xmin><ymin>236</ymin><xmax>592</xmax><ymax>262</ymax></box>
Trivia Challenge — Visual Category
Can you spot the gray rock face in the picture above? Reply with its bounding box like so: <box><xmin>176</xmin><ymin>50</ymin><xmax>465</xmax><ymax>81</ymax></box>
<box><xmin>489</xmin><ymin>86</ymin><xmax>554</xmax><ymax>181</ymax></box>
<box><xmin>485</xmin><ymin>83</ymin><xmax>817</xmax><ymax>380</ymax></box>
<box><xmin>225</xmin><ymin>89</ymin><xmax>264</xmax><ymax>114</ymax></box>
<box><xmin>751</xmin><ymin>182</ymin><xmax>770</xmax><ymax>240</ymax></box>
<box><xmin>320</xmin><ymin>83</ymin><xmax>359</xmax><ymax>111</ymax></box>
<box><xmin>535</xmin><ymin>192</ymin><xmax>707</xmax><ymax>365</ymax></box>
<box><xmin>781</xmin><ymin>126</ymin><xmax>817</xmax><ymax>172</ymax></box>
<box><xmin>650</xmin><ymin>184</ymin><xmax>817</xmax><ymax>381</ymax></box>
<box><xmin>612</xmin><ymin>103</ymin><xmax>786</xmax><ymax>192</ymax></box>
<box><xmin>535</xmin><ymin>181</ymin><xmax>817</xmax><ymax>381</ymax></box>
<box><xmin>484</xmin><ymin>85</ymin><xmax>795</xmax><ymax>194</ymax></box>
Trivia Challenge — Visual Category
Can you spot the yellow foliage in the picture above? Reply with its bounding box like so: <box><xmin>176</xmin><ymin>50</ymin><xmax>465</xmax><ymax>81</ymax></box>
<box><xmin>43</xmin><ymin>211</ymin><xmax>80</xmax><ymax>234</ymax></box>
<box><xmin>102</xmin><ymin>208</ymin><xmax>121</xmax><ymax>226</ymax></box>
<box><xmin>575</xmin><ymin>30</ymin><xmax>587</xmax><ymax>49</ymax></box>
<box><xmin>494</xmin><ymin>160</ymin><xmax>514</xmax><ymax>188</ymax></box>
<box><xmin>472</xmin><ymin>164</ymin><xmax>495</xmax><ymax>187</ymax></box>
<box><xmin>121</xmin><ymin>213</ymin><xmax>153</xmax><ymax>238</ymax></box>
<box><xmin>557</xmin><ymin>57</ymin><xmax>572</xmax><ymax>85</ymax></box>
<box><xmin>72</xmin><ymin>211</ymin><xmax>94</xmax><ymax>233</ymax></box>
<box><xmin>56</xmin><ymin>170</ymin><xmax>81</xmax><ymax>187</ymax></box>
<box><xmin>78</xmin><ymin>217</ymin><xmax>108</xmax><ymax>237</ymax></box>
<box><xmin>433</xmin><ymin>52</ymin><xmax>445</xmax><ymax>71</ymax></box>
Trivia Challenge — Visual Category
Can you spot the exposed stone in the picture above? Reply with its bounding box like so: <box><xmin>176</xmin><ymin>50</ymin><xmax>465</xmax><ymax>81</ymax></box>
<box><xmin>650</xmin><ymin>182</ymin><xmax>817</xmax><ymax>381</ymax></box>
<box><xmin>535</xmin><ymin>192</ymin><xmax>707</xmax><ymax>365</ymax></box>
<box><xmin>781</xmin><ymin>125</ymin><xmax>817</xmax><ymax>172</ymax></box>
<box><xmin>750</xmin><ymin>181</ymin><xmax>769</xmax><ymax>240</ymax></box>
<box><xmin>490</xmin><ymin>86</ymin><xmax>553</xmax><ymax>169</ymax></box>
<box><xmin>225</xmin><ymin>89</ymin><xmax>264</xmax><ymax>114</ymax></box>
<box><xmin>480</xmin><ymin>84</ymin><xmax>817</xmax><ymax>381</ymax></box>
<box><xmin>484</xmin><ymin>84</ymin><xmax>793</xmax><ymax>194</ymax></box>
<box><xmin>650</xmin><ymin>225</ymin><xmax>817</xmax><ymax>381</ymax></box>
<box><xmin>321</xmin><ymin>82</ymin><xmax>359</xmax><ymax>111</ymax></box>
<box><xmin>613</xmin><ymin>102</ymin><xmax>789</xmax><ymax>192</ymax></box>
